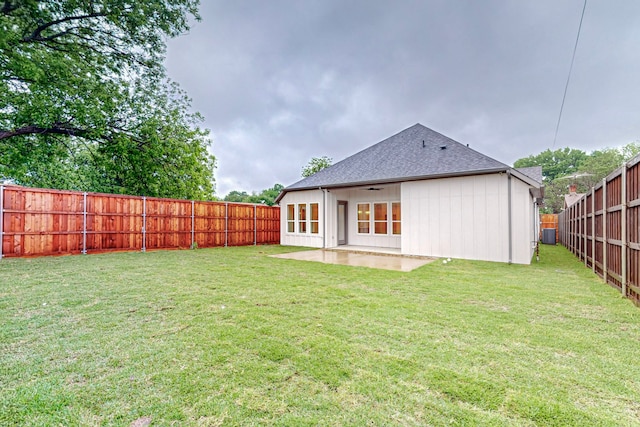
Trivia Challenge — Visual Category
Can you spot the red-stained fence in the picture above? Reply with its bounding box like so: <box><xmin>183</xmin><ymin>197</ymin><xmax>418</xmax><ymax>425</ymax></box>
<box><xmin>0</xmin><ymin>186</ymin><xmax>280</xmax><ymax>258</ymax></box>
<box><xmin>558</xmin><ymin>154</ymin><xmax>640</xmax><ymax>307</ymax></box>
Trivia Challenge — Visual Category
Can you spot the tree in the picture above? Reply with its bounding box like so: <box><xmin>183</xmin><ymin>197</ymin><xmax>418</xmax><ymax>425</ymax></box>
<box><xmin>256</xmin><ymin>183</ymin><xmax>284</xmax><ymax>206</ymax></box>
<box><xmin>515</xmin><ymin>142</ymin><xmax>640</xmax><ymax>213</ymax></box>
<box><xmin>574</xmin><ymin>148</ymin><xmax>623</xmax><ymax>189</ymax></box>
<box><xmin>621</xmin><ymin>141</ymin><xmax>640</xmax><ymax>162</ymax></box>
<box><xmin>301</xmin><ymin>156</ymin><xmax>332</xmax><ymax>178</ymax></box>
<box><xmin>513</xmin><ymin>148</ymin><xmax>587</xmax><ymax>183</ymax></box>
<box><xmin>0</xmin><ymin>0</ymin><xmax>216</xmax><ymax>199</ymax></box>
<box><xmin>224</xmin><ymin>190</ymin><xmax>250</xmax><ymax>203</ymax></box>
<box><xmin>223</xmin><ymin>184</ymin><xmax>284</xmax><ymax>206</ymax></box>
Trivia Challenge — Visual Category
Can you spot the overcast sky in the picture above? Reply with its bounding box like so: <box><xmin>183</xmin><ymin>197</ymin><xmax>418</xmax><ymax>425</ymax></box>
<box><xmin>165</xmin><ymin>0</ymin><xmax>640</xmax><ymax>197</ymax></box>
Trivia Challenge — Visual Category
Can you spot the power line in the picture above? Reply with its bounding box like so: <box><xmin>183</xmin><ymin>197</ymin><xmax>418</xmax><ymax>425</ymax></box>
<box><xmin>552</xmin><ymin>0</ymin><xmax>587</xmax><ymax>149</ymax></box>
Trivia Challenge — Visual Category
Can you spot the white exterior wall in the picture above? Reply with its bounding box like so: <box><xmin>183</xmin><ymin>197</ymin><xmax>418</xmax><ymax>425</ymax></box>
<box><xmin>330</xmin><ymin>185</ymin><xmax>401</xmax><ymax>249</ymax></box>
<box><xmin>280</xmin><ymin>175</ymin><xmax>537</xmax><ymax>264</ymax></box>
<box><xmin>280</xmin><ymin>190</ymin><xmax>325</xmax><ymax>248</ymax></box>
<box><xmin>401</xmin><ymin>174</ymin><xmax>534</xmax><ymax>264</ymax></box>
<box><xmin>510</xmin><ymin>177</ymin><xmax>538</xmax><ymax>264</ymax></box>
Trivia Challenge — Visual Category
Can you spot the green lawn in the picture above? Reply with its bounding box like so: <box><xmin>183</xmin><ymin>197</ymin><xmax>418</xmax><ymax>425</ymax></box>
<box><xmin>1</xmin><ymin>245</ymin><xmax>639</xmax><ymax>426</ymax></box>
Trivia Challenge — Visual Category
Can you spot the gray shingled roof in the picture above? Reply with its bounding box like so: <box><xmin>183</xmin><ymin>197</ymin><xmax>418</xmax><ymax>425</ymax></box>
<box><xmin>285</xmin><ymin>124</ymin><xmax>510</xmax><ymax>191</ymax></box>
<box><xmin>515</xmin><ymin>166</ymin><xmax>543</xmax><ymax>185</ymax></box>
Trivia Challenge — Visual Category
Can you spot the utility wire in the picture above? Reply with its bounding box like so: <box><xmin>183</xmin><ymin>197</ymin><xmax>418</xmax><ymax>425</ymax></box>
<box><xmin>552</xmin><ymin>0</ymin><xmax>587</xmax><ymax>149</ymax></box>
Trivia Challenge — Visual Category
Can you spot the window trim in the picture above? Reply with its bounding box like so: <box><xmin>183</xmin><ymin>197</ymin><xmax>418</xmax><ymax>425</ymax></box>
<box><xmin>310</xmin><ymin>203</ymin><xmax>319</xmax><ymax>234</ymax></box>
<box><xmin>298</xmin><ymin>204</ymin><xmax>307</xmax><ymax>233</ymax></box>
<box><xmin>357</xmin><ymin>203</ymin><xmax>371</xmax><ymax>234</ymax></box>
<box><xmin>373</xmin><ymin>202</ymin><xmax>388</xmax><ymax>235</ymax></box>
<box><xmin>391</xmin><ymin>201</ymin><xmax>401</xmax><ymax>235</ymax></box>
<box><xmin>356</xmin><ymin>201</ymin><xmax>401</xmax><ymax>236</ymax></box>
<box><xmin>286</xmin><ymin>204</ymin><xmax>295</xmax><ymax>233</ymax></box>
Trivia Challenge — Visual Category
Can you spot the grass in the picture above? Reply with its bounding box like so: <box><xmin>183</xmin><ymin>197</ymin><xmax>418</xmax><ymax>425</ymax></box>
<box><xmin>1</xmin><ymin>244</ymin><xmax>639</xmax><ymax>426</ymax></box>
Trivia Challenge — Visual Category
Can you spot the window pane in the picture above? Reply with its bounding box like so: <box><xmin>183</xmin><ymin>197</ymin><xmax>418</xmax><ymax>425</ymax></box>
<box><xmin>298</xmin><ymin>204</ymin><xmax>307</xmax><ymax>233</ymax></box>
<box><xmin>357</xmin><ymin>203</ymin><xmax>369</xmax><ymax>221</ymax></box>
<box><xmin>374</xmin><ymin>203</ymin><xmax>387</xmax><ymax>220</ymax></box>
<box><xmin>374</xmin><ymin>222</ymin><xmax>387</xmax><ymax>234</ymax></box>
<box><xmin>311</xmin><ymin>222</ymin><xmax>319</xmax><ymax>234</ymax></box>
<box><xmin>310</xmin><ymin>203</ymin><xmax>319</xmax><ymax>220</ymax></box>
<box><xmin>374</xmin><ymin>203</ymin><xmax>388</xmax><ymax>234</ymax></box>
<box><xmin>392</xmin><ymin>202</ymin><xmax>401</xmax><ymax>221</ymax></box>
<box><xmin>287</xmin><ymin>204</ymin><xmax>295</xmax><ymax>233</ymax></box>
<box><xmin>358</xmin><ymin>221</ymin><xmax>370</xmax><ymax>233</ymax></box>
<box><xmin>392</xmin><ymin>222</ymin><xmax>401</xmax><ymax>235</ymax></box>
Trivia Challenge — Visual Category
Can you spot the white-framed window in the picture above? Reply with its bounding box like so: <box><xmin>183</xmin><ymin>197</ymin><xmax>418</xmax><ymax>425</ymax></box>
<box><xmin>310</xmin><ymin>203</ymin><xmax>319</xmax><ymax>234</ymax></box>
<box><xmin>298</xmin><ymin>204</ymin><xmax>307</xmax><ymax>233</ymax></box>
<box><xmin>357</xmin><ymin>203</ymin><xmax>370</xmax><ymax>234</ymax></box>
<box><xmin>287</xmin><ymin>202</ymin><xmax>321</xmax><ymax>234</ymax></box>
<box><xmin>287</xmin><ymin>204</ymin><xmax>295</xmax><ymax>233</ymax></box>
<box><xmin>392</xmin><ymin>202</ymin><xmax>401</xmax><ymax>235</ymax></box>
<box><xmin>357</xmin><ymin>201</ymin><xmax>401</xmax><ymax>235</ymax></box>
<box><xmin>374</xmin><ymin>202</ymin><xmax>388</xmax><ymax>234</ymax></box>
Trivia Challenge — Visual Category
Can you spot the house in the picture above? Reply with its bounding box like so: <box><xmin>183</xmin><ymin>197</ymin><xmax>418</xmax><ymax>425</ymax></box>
<box><xmin>275</xmin><ymin>124</ymin><xmax>543</xmax><ymax>264</ymax></box>
<box><xmin>563</xmin><ymin>184</ymin><xmax>585</xmax><ymax>209</ymax></box>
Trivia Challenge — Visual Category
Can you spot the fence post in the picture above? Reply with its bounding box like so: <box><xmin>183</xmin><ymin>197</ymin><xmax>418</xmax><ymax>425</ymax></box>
<box><xmin>82</xmin><ymin>192</ymin><xmax>87</xmax><ymax>254</ymax></box>
<box><xmin>225</xmin><ymin>203</ymin><xmax>228</xmax><ymax>247</ymax></box>
<box><xmin>191</xmin><ymin>200</ymin><xmax>195</xmax><ymax>248</ymax></box>
<box><xmin>0</xmin><ymin>185</ymin><xmax>4</xmax><ymax>260</ymax></box>
<box><xmin>570</xmin><ymin>204</ymin><xmax>574</xmax><ymax>254</ymax></box>
<box><xmin>142</xmin><ymin>196</ymin><xmax>146</xmax><ymax>252</ymax></box>
<box><xmin>591</xmin><ymin>187</ymin><xmax>596</xmax><ymax>273</ymax></box>
<box><xmin>583</xmin><ymin>198</ymin><xmax>587</xmax><ymax>266</ymax></box>
<box><xmin>254</xmin><ymin>205</ymin><xmax>257</xmax><ymax>246</ymax></box>
<box><xmin>602</xmin><ymin>178</ymin><xmax>607</xmax><ymax>284</ymax></box>
<box><xmin>621</xmin><ymin>164</ymin><xmax>627</xmax><ymax>297</ymax></box>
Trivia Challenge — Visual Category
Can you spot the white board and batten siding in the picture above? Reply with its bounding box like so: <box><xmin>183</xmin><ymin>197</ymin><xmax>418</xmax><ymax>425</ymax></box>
<box><xmin>401</xmin><ymin>173</ymin><xmax>535</xmax><ymax>264</ymax></box>
<box><xmin>280</xmin><ymin>190</ymin><xmax>325</xmax><ymax>248</ymax></box>
<box><xmin>329</xmin><ymin>185</ymin><xmax>401</xmax><ymax>249</ymax></box>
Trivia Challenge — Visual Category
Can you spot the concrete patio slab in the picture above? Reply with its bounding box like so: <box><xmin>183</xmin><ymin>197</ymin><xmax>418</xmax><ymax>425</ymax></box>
<box><xmin>271</xmin><ymin>249</ymin><xmax>435</xmax><ymax>272</ymax></box>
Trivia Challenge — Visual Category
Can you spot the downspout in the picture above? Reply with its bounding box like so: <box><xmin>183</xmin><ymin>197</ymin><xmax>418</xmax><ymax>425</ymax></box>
<box><xmin>507</xmin><ymin>170</ymin><xmax>513</xmax><ymax>264</ymax></box>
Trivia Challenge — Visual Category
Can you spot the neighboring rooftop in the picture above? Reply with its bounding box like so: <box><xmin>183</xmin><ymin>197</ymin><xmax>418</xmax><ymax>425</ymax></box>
<box><xmin>286</xmin><ymin>123</ymin><xmax>512</xmax><ymax>191</ymax></box>
<box><xmin>564</xmin><ymin>184</ymin><xmax>585</xmax><ymax>209</ymax></box>
<box><xmin>515</xmin><ymin>166</ymin><xmax>543</xmax><ymax>185</ymax></box>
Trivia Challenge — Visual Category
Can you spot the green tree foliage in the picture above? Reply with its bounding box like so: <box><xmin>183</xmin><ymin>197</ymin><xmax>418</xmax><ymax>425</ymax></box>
<box><xmin>515</xmin><ymin>143</ymin><xmax>639</xmax><ymax>213</ymax></box>
<box><xmin>574</xmin><ymin>148</ymin><xmax>623</xmax><ymax>189</ymax></box>
<box><xmin>513</xmin><ymin>148</ymin><xmax>587</xmax><ymax>183</ymax></box>
<box><xmin>223</xmin><ymin>190</ymin><xmax>250</xmax><ymax>203</ymax></box>
<box><xmin>0</xmin><ymin>0</ymin><xmax>216</xmax><ymax>199</ymax></box>
<box><xmin>223</xmin><ymin>184</ymin><xmax>284</xmax><ymax>206</ymax></box>
<box><xmin>301</xmin><ymin>156</ymin><xmax>332</xmax><ymax>178</ymax></box>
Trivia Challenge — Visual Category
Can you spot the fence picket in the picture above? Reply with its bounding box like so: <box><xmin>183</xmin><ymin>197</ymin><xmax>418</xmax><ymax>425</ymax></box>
<box><xmin>0</xmin><ymin>186</ymin><xmax>279</xmax><ymax>258</ymax></box>
<box><xmin>559</xmin><ymin>154</ymin><xmax>640</xmax><ymax>307</ymax></box>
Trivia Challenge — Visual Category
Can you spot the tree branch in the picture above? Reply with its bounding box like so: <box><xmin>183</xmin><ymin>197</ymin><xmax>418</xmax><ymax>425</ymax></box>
<box><xmin>1</xmin><ymin>0</ymin><xmax>18</xmax><ymax>15</ymax></box>
<box><xmin>22</xmin><ymin>11</ymin><xmax>108</xmax><ymax>43</ymax></box>
<box><xmin>0</xmin><ymin>124</ymin><xmax>90</xmax><ymax>140</ymax></box>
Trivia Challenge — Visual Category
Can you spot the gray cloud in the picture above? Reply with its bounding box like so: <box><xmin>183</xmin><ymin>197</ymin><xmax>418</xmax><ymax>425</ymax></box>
<box><xmin>165</xmin><ymin>0</ymin><xmax>640</xmax><ymax>196</ymax></box>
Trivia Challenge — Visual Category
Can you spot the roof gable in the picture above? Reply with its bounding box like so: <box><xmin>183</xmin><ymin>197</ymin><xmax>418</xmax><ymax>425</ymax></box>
<box><xmin>286</xmin><ymin>124</ymin><xmax>509</xmax><ymax>190</ymax></box>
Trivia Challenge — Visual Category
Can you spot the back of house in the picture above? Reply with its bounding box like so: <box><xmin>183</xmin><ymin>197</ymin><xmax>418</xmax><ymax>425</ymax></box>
<box><xmin>276</xmin><ymin>124</ymin><xmax>543</xmax><ymax>264</ymax></box>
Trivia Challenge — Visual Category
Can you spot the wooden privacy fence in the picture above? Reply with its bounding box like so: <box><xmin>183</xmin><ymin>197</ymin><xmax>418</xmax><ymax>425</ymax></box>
<box><xmin>0</xmin><ymin>185</ymin><xmax>280</xmax><ymax>258</ymax></box>
<box><xmin>540</xmin><ymin>213</ymin><xmax>559</xmax><ymax>242</ymax></box>
<box><xmin>558</xmin><ymin>154</ymin><xmax>640</xmax><ymax>307</ymax></box>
